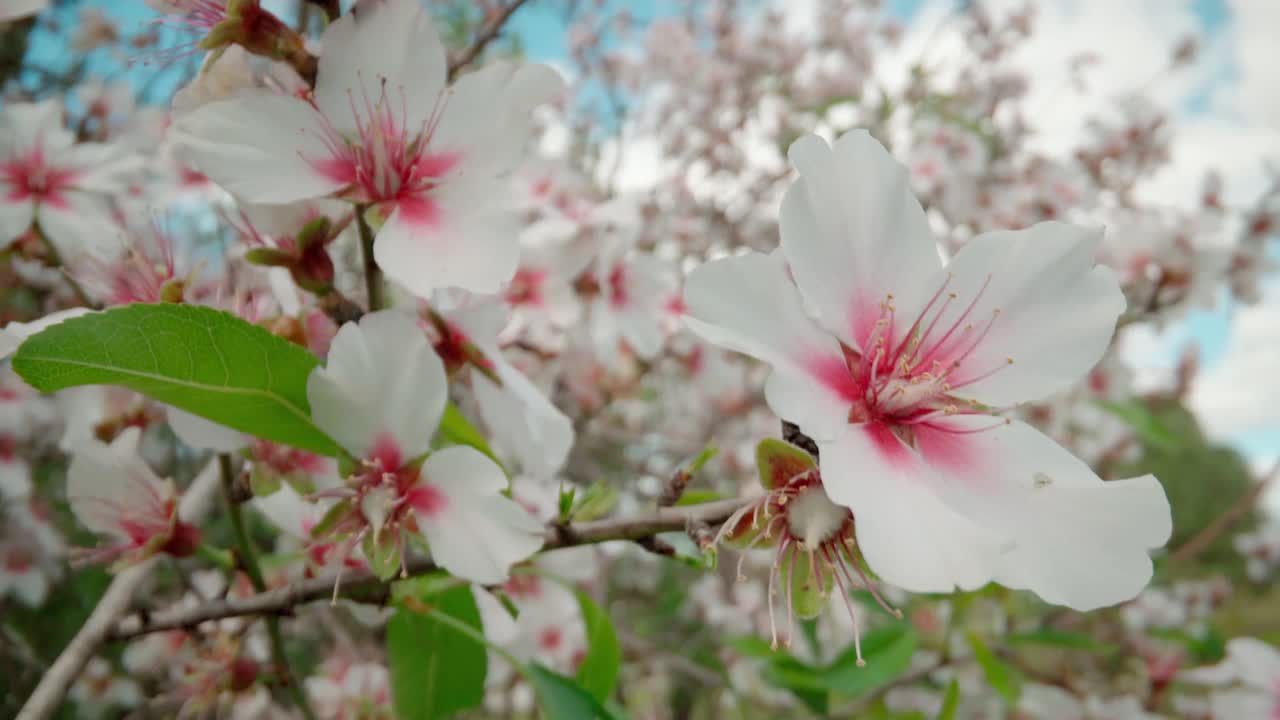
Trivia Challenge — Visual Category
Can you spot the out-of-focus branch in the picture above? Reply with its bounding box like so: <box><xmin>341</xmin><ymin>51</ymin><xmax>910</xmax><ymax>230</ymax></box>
<box><xmin>1169</xmin><ymin>459</ymin><xmax>1279</xmax><ymax>564</ymax></box>
<box><xmin>219</xmin><ymin>455</ymin><xmax>316</xmax><ymax>720</ymax></box>
<box><xmin>447</xmin><ymin>0</ymin><xmax>534</xmax><ymax>81</ymax></box>
<box><xmin>16</xmin><ymin>460</ymin><xmax>224</xmax><ymax>720</ymax></box>
<box><xmin>110</xmin><ymin>498</ymin><xmax>749</xmax><ymax>640</ymax></box>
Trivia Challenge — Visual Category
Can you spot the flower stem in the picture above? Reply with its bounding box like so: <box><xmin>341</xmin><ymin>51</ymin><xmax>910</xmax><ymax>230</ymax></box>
<box><xmin>218</xmin><ymin>454</ymin><xmax>317</xmax><ymax>720</ymax></box>
<box><xmin>355</xmin><ymin>206</ymin><xmax>384</xmax><ymax>312</ymax></box>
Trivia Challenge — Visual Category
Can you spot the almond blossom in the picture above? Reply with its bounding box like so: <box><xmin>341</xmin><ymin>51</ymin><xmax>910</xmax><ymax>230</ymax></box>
<box><xmin>0</xmin><ymin>100</ymin><xmax>139</xmax><ymax>259</ymax></box>
<box><xmin>66</xmin><ymin>427</ymin><xmax>202</xmax><ymax>569</ymax></box>
<box><xmin>173</xmin><ymin>0</ymin><xmax>563</xmax><ymax>298</ymax></box>
<box><xmin>305</xmin><ymin>310</ymin><xmax>544</xmax><ymax>584</ymax></box>
<box><xmin>432</xmin><ymin>297</ymin><xmax>574</xmax><ymax>479</ymax></box>
<box><xmin>685</xmin><ymin>130</ymin><xmax>1172</xmax><ymax>610</ymax></box>
<box><xmin>718</xmin><ymin>439</ymin><xmax>902</xmax><ymax>660</ymax></box>
<box><xmin>1182</xmin><ymin>638</ymin><xmax>1280</xmax><ymax>719</ymax></box>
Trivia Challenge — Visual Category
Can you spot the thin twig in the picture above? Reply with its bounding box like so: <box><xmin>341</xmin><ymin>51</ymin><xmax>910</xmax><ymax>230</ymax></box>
<box><xmin>447</xmin><ymin>0</ymin><xmax>535</xmax><ymax>81</ymax></box>
<box><xmin>16</xmin><ymin>460</ymin><xmax>223</xmax><ymax>720</ymax></box>
<box><xmin>1169</xmin><ymin>459</ymin><xmax>1280</xmax><ymax>563</ymax></box>
<box><xmin>111</xmin><ymin>498</ymin><xmax>748</xmax><ymax>639</ymax></box>
<box><xmin>219</xmin><ymin>455</ymin><xmax>317</xmax><ymax>720</ymax></box>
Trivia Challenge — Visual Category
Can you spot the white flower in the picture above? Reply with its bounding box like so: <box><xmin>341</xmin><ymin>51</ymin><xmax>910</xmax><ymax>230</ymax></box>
<box><xmin>0</xmin><ymin>100</ymin><xmax>140</xmax><ymax>258</ymax></box>
<box><xmin>305</xmin><ymin>310</ymin><xmax>544</xmax><ymax>584</ymax></box>
<box><xmin>0</xmin><ymin>500</ymin><xmax>64</xmax><ymax>606</ymax></box>
<box><xmin>1181</xmin><ymin>638</ymin><xmax>1280</xmax><ymax>720</ymax></box>
<box><xmin>683</xmin><ymin>130</ymin><xmax>1171</xmax><ymax>610</ymax></box>
<box><xmin>173</xmin><ymin>0</ymin><xmax>563</xmax><ymax>298</ymax></box>
<box><xmin>67</xmin><ymin>427</ymin><xmax>201</xmax><ymax>568</ymax></box>
<box><xmin>438</xmin><ymin>298</ymin><xmax>574</xmax><ymax>478</ymax></box>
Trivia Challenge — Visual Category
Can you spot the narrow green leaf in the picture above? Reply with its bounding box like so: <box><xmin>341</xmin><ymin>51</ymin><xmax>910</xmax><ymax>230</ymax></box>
<box><xmin>1095</xmin><ymin>399</ymin><xmax>1179</xmax><ymax>451</ymax></box>
<box><xmin>574</xmin><ymin>591</ymin><xmax>621</xmax><ymax>703</ymax></box>
<box><xmin>528</xmin><ymin>663</ymin><xmax>614</xmax><ymax>719</ymax></box>
<box><xmin>387</xmin><ymin>585</ymin><xmax>487</xmax><ymax>720</ymax></box>
<box><xmin>936</xmin><ymin>679</ymin><xmax>960</xmax><ymax>720</ymax></box>
<box><xmin>11</xmin><ymin>303</ymin><xmax>337</xmax><ymax>454</ymax></box>
<box><xmin>966</xmin><ymin>632</ymin><xmax>1022</xmax><ymax>704</ymax></box>
<box><xmin>816</xmin><ymin>623</ymin><xmax>917</xmax><ymax>697</ymax></box>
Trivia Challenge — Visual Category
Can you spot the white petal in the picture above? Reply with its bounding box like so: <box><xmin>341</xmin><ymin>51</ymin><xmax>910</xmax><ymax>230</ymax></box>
<box><xmin>36</xmin><ymin>190</ymin><xmax>119</xmax><ymax>260</ymax></box>
<box><xmin>417</xmin><ymin>446</ymin><xmax>545</xmax><ymax>584</ymax></box>
<box><xmin>0</xmin><ymin>458</ymin><xmax>31</xmax><ymax>499</ymax></box>
<box><xmin>173</xmin><ymin>93</ymin><xmax>346</xmax><ymax>204</ymax></box>
<box><xmin>916</xmin><ymin>417</ymin><xmax>1171</xmax><ymax>610</ymax></box>
<box><xmin>306</xmin><ymin>310</ymin><xmax>447</xmax><ymax>460</ymax></box>
<box><xmin>474</xmin><ymin>363</ymin><xmax>574</xmax><ymax>478</ymax></box>
<box><xmin>781</xmin><ymin>131</ymin><xmax>941</xmax><ymax>349</ymax></box>
<box><xmin>252</xmin><ymin>483</ymin><xmax>322</xmax><ymax>540</ymax></box>
<box><xmin>933</xmin><ymin>222</ymin><xmax>1126</xmax><ymax>407</ymax></box>
<box><xmin>1209</xmin><ymin>690</ymin><xmax>1274</xmax><ymax>720</ymax></box>
<box><xmin>819</xmin><ymin>425</ymin><xmax>1005</xmax><ymax>593</ymax></box>
<box><xmin>167</xmin><ymin>406</ymin><xmax>248</xmax><ymax>452</ymax></box>
<box><xmin>1222</xmin><ymin>637</ymin><xmax>1280</xmax><ymax>690</ymax></box>
<box><xmin>60</xmin><ymin>142</ymin><xmax>143</xmax><ymax>192</ymax></box>
<box><xmin>0</xmin><ymin>194</ymin><xmax>34</xmax><ymax>245</ymax></box>
<box><xmin>473</xmin><ymin>586</ymin><xmax>520</xmax><ymax>645</ymax></box>
<box><xmin>374</xmin><ymin>178</ymin><xmax>520</xmax><ymax>298</ymax></box>
<box><xmin>67</xmin><ymin>427</ymin><xmax>168</xmax><ymax>540</ymax></box>
<box><xmin>683</xmin><ymin>250</ymin><xmax>853</xmax><ymax>440</ymax></box>
<box><xmin>431</xmin><ymin>62</ymin><xmax>564</xmax><ymax>177</ymax></box>
<box><xmin>314</xmin><ymin>0</ymin><xmax>446</xmax><ymax>135</ymax></box>
<box><xmin>1</xmin><ymin>307</ymin><xmax>94</xmax><ymax>360</ymax></box>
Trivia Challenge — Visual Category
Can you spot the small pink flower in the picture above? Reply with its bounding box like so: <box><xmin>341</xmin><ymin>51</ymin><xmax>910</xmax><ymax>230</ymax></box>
<box><xmin>67</xmin><ymin>427</ymin><xmax>201</xmax><ymax>569</ymax></box>
<box><xmin>0</xmin><ymin>100</ymin><xmax>140</xmax><ymax>258</ymax></box>
<box><xmin>304</xmin><ymin>311</ymin><xmax>544</xmax><ymax>584</ymax></box>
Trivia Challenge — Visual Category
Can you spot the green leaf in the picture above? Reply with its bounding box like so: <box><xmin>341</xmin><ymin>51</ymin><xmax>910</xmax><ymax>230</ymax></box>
<box><xmin>966</xmin><ymin>632</ymin><xmax>1022</xmax><ymax>704</ymax></box>
<box><xmin>674</xmin><ymin>489</ymin><xmax>724</xmax><ymax>506</ymax></box>
<box><xmin>1006</xmin><ymin>629</ymin><xmax>1115</xmax><ymax>653</ymax></box>
<box><xmin>527</xmin><ymin>663</ymin><xmax>614</xmax><ymax>719</ymax></box>
<box><xmin>11</xmin><ymin>303</ymin><xmax>338</xmax><ymax>454</ymax></box>
<box><xmin>816</xmin><ymin>623</ymin><xmax>917</xmax><ymax>697</ymax></box>
<box><xmin>387</xmin><ymin>585</ymin><xmax>487</xmax><ymax>720</ymax></box>
<box><xmin>1095</xmin><ymin>399</ymin><xmax>1179</xmax><ymax>451</ymax></box>
<box><xmin>936</xmin><ymin>679</ymin><xmax>959</xmax><ymax>720</ymax></box>
<box><xmin>437</xmin><ymin>402</ymin><xmax>501</xmax><ymax>464</ymax></box>
<box><xmin>574</xmin><ymin>591</ymin><xmax>621</xmax><ymax>702</ymax></box>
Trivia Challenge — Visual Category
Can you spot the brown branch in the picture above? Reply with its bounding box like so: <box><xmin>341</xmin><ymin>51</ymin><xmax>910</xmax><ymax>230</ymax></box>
<box><xmin>1169</xmin><ymin>459</ymin><xmax>1279</xmax><ymax>564</ymax></box>
<box><xmin>110</xmin><ymin>498</ymin><xmax>748</xmax><ymax>640</ymax></box>
<box><xmin>447</xmin><ymin>0</ymin><xmax>535</xmax><ymax>81</ymax></box>
<box><xmin>16</xmin><ymin>461</ymin><xmax>224</xmax><ymax>720</ymax></box>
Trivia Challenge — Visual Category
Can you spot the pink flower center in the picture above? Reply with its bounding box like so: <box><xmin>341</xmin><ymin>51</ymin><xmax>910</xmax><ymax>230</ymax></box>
<box><xmin>829</xmin><ymin>275</ymin><xmax>1013</xmax><ymax>445</ymax></box>
<box><xmin>507</xmin><ymin>268</ymin><xmax>547</xmax><ymax>306</ymax></box>
<box><xmin>538</xmin><ymin>627</ymin><xmax>563</xmax><ymax>652</ymax></box>
<box><xmin>4</xmin><ymin>548</ymin><xmax>33</xmax><ymax>573</ymax></box>
<box><xmin>1</xmin><ymin>145</ymin><xmax>78</xmax><ymax>207</ymax></box>
<box><xmin>309</xmin><ymin>76</ymin><xmax>459</xmax><ymax>221</ymax></box>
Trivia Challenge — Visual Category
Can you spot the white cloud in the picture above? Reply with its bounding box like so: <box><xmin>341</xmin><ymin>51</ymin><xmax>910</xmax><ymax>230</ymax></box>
<box><xmin>1190</xmin><ymin>281</ymin><xmax>1280</xmax><ymax>439</ymax></box>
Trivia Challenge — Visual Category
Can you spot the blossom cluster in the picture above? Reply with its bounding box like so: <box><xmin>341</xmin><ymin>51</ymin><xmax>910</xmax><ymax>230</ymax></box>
<box><xmin>0</xmin><ymin>0</ymin><xmax>1276</xmax><ymax>718</ymax></box>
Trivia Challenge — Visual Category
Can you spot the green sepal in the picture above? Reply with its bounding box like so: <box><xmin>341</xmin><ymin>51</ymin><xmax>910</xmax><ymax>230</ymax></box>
<box><xmin>363</xmin><ymin>530</ymin><xmax>401</xmax><ymax>581</ymax></box>
<box><xmin>782</xmin><ymin>550</ymin><xmax>832</xmax><ymax>620</ymax></box>
<box><xmin>756</xmin><ymin>438</ymin><xmax>816</xmax><ymax>490</ymax></box>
